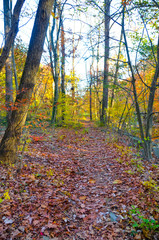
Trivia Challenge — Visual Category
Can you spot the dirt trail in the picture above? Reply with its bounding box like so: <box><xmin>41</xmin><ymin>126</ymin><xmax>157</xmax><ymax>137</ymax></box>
<box><xmin>26</xmin><ymin>125</ymin><xmax>140</xmax><ymax>239</ymax></box>
<box><xmin>0</xmin><ymin>124</ymin><xmax>158</xmax><ymax>239</ymax></box>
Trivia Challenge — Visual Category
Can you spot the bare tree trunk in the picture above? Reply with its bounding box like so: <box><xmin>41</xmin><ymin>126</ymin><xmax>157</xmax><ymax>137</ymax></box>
<box><xmin>61</xmin><ymin>20</ymin><xmax>65</xmax><ymax>121</ymax></box>
<box><xmin>50</xmin><ymin>0</ymin><xmax>60</xmax><ymax>124</ymax></box>
<box><xmin>110</xmin><ymin>30</ymin><xmax>122</xmax><ymax>108</ymax></box>
<box><xmin>122</xmin><ymin>6</ymin><xmax>145</xmax><ymax>139</ymax></box>
<box><xmin>12</xmin><ymin>44</ymin><xmax>18</xmax><ymax>92</ymax></box>
<box><xmin>3</xmin><ymin>0</ymin><xmax>13</xmax><ymax>122</ymax></box>
<box><xmin>89</xmin><ymin>33</ymin><xmax>95</xmax><ymax>121</ymax></box>
<box><xmin>50</xmin><ymin>0</ymin><xmax>66</xmax><ymax>124</ymax></box>
<box><xmin>90</xmin><ymin>66</ymin><xmax>93</xmax><ymax>121</ymax></box>
<box><xmin>101</xmin><ymin>0</ymin><xmax>110</xmax><ymax>124</ymax></box>
<box><xmin>51</xmin><ymin>70</ymin><xmax>59</xmax><ymax>124</ymax></box>
<box><xmin>0</xmin><ymin>0</ymin><xmax>54</xmax><ymax>164</ymax></box>
<box><xmin>145</xmin><ymin>35</ymin><xmax>159</xmax><ymax>158</ymax></box>
<box><xmin>71</xmin><ymin>33</ymin><xmax>75</xmax><ymax>118</ymax></box>
<box><xmin>0</xmin><ymin>0</ymin><xmax>25</xmax><ymax>72</ymax></box>
<box><xmin>71</xmin><ymin>28</ymin><xmax>81</xmax><ymax>119</ymax></box>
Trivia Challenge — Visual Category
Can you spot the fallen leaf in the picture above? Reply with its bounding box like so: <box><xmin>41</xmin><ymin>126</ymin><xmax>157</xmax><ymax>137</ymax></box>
<box><xmin>89</xmin><ymin>179</ymin><xmax>96</xmax><ymax>184</ymax></box>
<box><xmin>41</xmin><ymin>204</ymin><xmax>47</xmax><ymax>208</ymax></box>
<box><xmin>33</xmin><ymin>220</ymin><xmax>40</xmax><ymax>226</ymax></box>
<box><xmin>43</xmin><ymin>236</ymin><xmax>50</xmax><ymax>240</ymax></box>
<box><xmin>47</xmin><ymin>223</ymin><xmax>58</xmax><ymax>229</ymax></box>
<box><xmin>12</xmin><ymin>229</ymin><xmax>21</xmax><ymax>238</ymax></box>
<box><xmin>79</xmin><ymin>209</ymin><xmax>86</xmax><ymax>213</ymax></box>
<box><xmin>79</xmin><ymin>196</ymin><xmax>87</xmax><ymax>201</ymax></box>
<box><xmin>18</xmin><ymin>226</ymin><xmax>25</xmax><ymax>232</ymax></box>
<box><xmin>81</xmin><ymin>203</ymin><xmax>85</xmax><ymax>208</ymax></box>
<box><xmin>89</xmin><ymin>224</ymin><xmax>95</xmax><ymax>235</ymax></box>
<box><xmin>134</xmin><ymin>233</ymin><xmax>142</xmax><ymax>240</ymax></box>
<box><xmin>28</xmin><ymin>174</ymin><xmax>36</xmax><ymax>181</ymax></box>
<box><xmin>109</xmin><ymin>212</ymin><xmax>118</xmax><ymax>222</ymax></box>
<box><xmin>113</xmin><ymin>180</ymin><xmax>122</xmax><ymax>184</ymax></box>
<box><xmin>3</xmin><ymin>217</ymin><xmax>14</xmax><ymax>224</ymax></box>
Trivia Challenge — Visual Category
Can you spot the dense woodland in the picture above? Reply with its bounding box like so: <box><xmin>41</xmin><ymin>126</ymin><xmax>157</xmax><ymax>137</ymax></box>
<box><xmin>0</xmin><ymin>0</ymin><xmax>159</xmax><ymax>239</ymax></box>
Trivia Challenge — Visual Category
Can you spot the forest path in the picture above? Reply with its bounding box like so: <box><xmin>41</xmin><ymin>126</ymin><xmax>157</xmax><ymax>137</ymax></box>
<box><xmin>0</xmin><ymin>123</ymin><xmax>158</xmax><ymax>239</ymax></box>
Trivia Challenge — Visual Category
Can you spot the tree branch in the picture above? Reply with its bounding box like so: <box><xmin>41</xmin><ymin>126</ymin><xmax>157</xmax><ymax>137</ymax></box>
<box><xmin>0</xmin><ymin>0</ymin><xmax>25</xmax><ymax>72</ymax></box>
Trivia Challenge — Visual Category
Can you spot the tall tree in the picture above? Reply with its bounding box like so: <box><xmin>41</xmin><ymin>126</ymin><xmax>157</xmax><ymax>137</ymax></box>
<box><xmin>3</xmin><ymin>0</ymin><xmax>13</xmax><ymax>121</ymax></box>
<box><xmin>122</xmin><ymin>1</ymin><xmax>159</xmax><ymax>159</ymax></box>
<box><xmin>89</xmin><ymin>65</ymin><xmax>93</xmax><ymax>120</ymax></box>
<box><xmin>60</xmin><ymin>18</ymin><xmax>66</xmax><ymax>121</ymax></box>
<box><xmin>0</xmin><ymin>0</ymin><xmax>54</xmax><ymax>164</ymax></box>
<box><xmin>145</xmin><ymin>36</ymin><xmax>159</xmax><ymax>159</ymax></box>
<box><xmin>101</xmin><ymin>0</ymin><xmax>110</xmax><ymax>124</ymax></box>
<box><xmin>50</xmin><ymin>0</ymin><xmax>66</xmax><ymax>124</ymax></box>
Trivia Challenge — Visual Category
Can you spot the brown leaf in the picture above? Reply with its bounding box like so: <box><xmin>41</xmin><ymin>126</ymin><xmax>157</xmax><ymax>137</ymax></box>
<box><xmin>33</xmin><ymin>220</ymin><xmax>40</xmax><ymax>226</ymax></box>
<box><xmin>134</xmin><ymin>233</ymin><xmax>142</xmax><ymax>240</ymax></box>
<box><xmin>80</xmin><ymin>203</ymin><xmax>85</xmax><ymax>208</ymax></box>
<box><xmin>79</xmin><ymin>196</ymin><xmax>87</xmax><ymax>201</ymax></box>
<box><xmin>28</xmin><ymin>174</ymin><xmax>36</xmax><ymax>181</ymax></box>
<box><xmin>12</xmin><ymin>229</ymin><xmax>22</xmax><ymax>238</ymax></box>
<box><xmin>89</xmin><ymin>179</ymin><xmax>96</xmax><ymax>184</ymax></box>
<box><xmin>41</xmin><ymin>204</ymin><xmax>47</xmax><ymax>208</ymax></box>
<box><xmin>47</xmin><ymin>223</ymin><xmax>58</xmax><ymax>229</ymax></box>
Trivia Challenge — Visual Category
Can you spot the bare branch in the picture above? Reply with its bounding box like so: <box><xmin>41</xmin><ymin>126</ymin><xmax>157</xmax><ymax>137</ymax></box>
<box><xmin>152</xmin><ymin>0</ymin><xmax>159</xmax><ymax>8</ymax></box>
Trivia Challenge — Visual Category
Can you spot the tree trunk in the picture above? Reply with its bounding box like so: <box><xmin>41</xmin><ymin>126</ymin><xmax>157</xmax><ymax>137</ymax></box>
<box><xmin>12</xmin><ymin>44</ymin><xmax>18</xmax><ymax>92</ymax></box>
<box><xmin>51</xmin><ymin>72</ymin><xmax>59</xmax><ymax>124</ymax></box>
<box><xmin>145</xmin><ymin>35</ymin><xmax>159</xmax><ymax>159</ymax></box>
<box><xmin>50</xmin><ymin>0</ymin><xmax>60</xmax><ymax>124</ymax></box>
<box><xmin>71</xmin><ymin>33</ymin><xmax>75</xmax><ymax>119</ymax></box>
<box><xmin>50</xmin><ymin>0</ymin><xmax>65</xmax><ymax>124</ymax></box>
<box><xmin>90</xmin><ymin>66</ymin><xmax>93</xmax><ymax>121</ymax></box>
<box><xmin>110</xmin><ymin>30</ymin><xmax>122</xmax><ymax>108</ymax></box>
<box><xmin>3</xmin><ymin>0</ymin><xmax>13</xmax><ymax>122</ymax></box>
<box><xmin>122</xmin><ymin>7</ymin><xmax>145</xmax><ymax>137</ymax></box>
<box><xmin>61</xmin><ymin>20</ymin><xmax>65</xmax><ymax>121</ymax></box>
<box><xmin>122</xmin><ymin>6</ymin><xmax>157</xmax><ymax>160</ymax></box>
<box><xmin>0</xmin><ymin>0</ymin><xmax>25</xmax><ymax>72</ymax></box>
<box><xmin>0</xmin><ymin>0</ymin><xmax>54</xmax><ymax>165</ymax></box>
<box><xmin>101</xmin><ymin>0</ymin><xmax>110</xmax><ymax>124</ymax></box>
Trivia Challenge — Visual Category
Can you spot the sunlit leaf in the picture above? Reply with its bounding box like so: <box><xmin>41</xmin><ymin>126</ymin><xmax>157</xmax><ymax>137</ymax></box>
<box><xmin>113</xmin><ymin>180</ymin><xmax>122</xmax><ymax>184</ymax></box>
<box><xmin>89</xmin><ymin>179</ymin><xmax>96</xmax><ymax>184</ymax></box>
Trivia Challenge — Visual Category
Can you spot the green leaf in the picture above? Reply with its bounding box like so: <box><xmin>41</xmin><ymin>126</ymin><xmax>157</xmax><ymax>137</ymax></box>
<box><xmin>133</xmin><ymin>222</ymin><xmax>139</xmax><ymax>228</ymax></box>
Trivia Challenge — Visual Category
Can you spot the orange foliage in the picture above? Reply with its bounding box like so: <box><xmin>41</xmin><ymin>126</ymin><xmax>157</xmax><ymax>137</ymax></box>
<box><xmin>121</xmin><ymin>0</ymin><xmax>131</xmax><ymax>6</ymax></box>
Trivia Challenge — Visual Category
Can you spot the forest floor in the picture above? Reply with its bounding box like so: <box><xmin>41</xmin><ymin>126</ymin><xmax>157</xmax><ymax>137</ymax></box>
<box><xmin>0</xmin><ymin>122</ymin><xmax>159</xmax><ymax>240</ymax></box>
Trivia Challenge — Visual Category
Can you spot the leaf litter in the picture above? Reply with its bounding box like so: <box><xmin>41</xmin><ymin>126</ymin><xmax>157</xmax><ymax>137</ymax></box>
<box><xmin>0</xmin><ymin>123</ymin><xmax>158</xmax><ymax>239</ymax></box>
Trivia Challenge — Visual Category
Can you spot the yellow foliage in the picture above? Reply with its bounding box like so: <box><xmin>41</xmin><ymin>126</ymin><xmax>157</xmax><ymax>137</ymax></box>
<box><xmin>3</xmin><ymin>190</ymin><xmax>10</xmax><ymax>200</ymax></box>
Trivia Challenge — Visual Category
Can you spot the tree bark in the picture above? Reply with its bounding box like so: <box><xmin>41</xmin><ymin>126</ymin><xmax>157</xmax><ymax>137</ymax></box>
<box><xmin>101</xmin><ymin>0</ymin><xmax>110</xmax><ymax>124</ymax></box>
<box><xmin>90</xmin><ymin>72</ymin><xmax>93</xmax><ymax>121</ymax></box>
<box><xmin>0</xmin><ymin>0</ymin><xmax>54</xmax><ymax>164</ymax></box>
<box><xmin>12</xmin><ymin>44</ymin><xmax>18</xmax><ymax>92</ymax></box>
<box><xmin>110</xmin><ymin>29</ymin><xmax>122</xmax><ymax>108</ymax></box>
<box><xmin>50</xmin><ymin>0</ymin><xmax>60</xmax><ymax>124</ymax></box>
<box><xmin>50</xmin><ymin>0</ymin><xmax>66</xmax><ymax>124</ymax></box>
<box><xmin>3</xmin><ymin>0</ymin><xmax>13</xmax><ymax>122</ymax></box>
<box><xmin>0</xmin><ymin>0</ymin><xmax>25</xmax><ymax>72</ymax></box>
<box><xmin>61</xmin><ymin>20</ymin><xmax>65</xmax><ymax>121</ymax></box>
